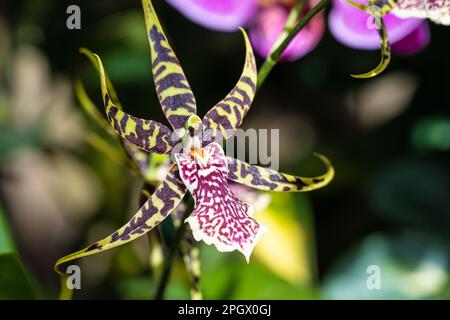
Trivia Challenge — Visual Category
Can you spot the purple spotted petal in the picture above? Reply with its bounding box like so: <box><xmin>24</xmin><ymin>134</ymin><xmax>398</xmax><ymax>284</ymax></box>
<box><xmin>175</xmin><ymin>143</ymin><xmax>267</xmax><ymax>262</ymax></box>
<box><xmin>328</xmin><ymin>0</ymin><xmax>425</xmax><ymax>50</ymax></box>
<box><xmin>393</xmin><ymin>0</ymin><xmax>450</xmax><ymax>25</ymax></box>
<box><xmin>249</xmin><ymin>4</ymin><xmax>325</xmax><ymax>61</ymax></box>
<box><xmin>166</xmin><ymin>0</ymin><xmax>257</xmax><ymax>31</ymax></box>
<box><xmin>391</xmin><ymin>21</ymin><xmax>430</xmax><ymax>55</ymax></box>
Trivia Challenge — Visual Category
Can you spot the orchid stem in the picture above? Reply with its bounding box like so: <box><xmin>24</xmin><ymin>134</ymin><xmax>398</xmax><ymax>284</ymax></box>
<box><xmin>256</xmin><ymin>0</ymin><xmax>330</xmax><ymax>89</ymax></box>
<box><xmin>153</xmin><ymin>199</ymin><xmax>192</xmax><ymax>300</ymax></box>
<box><xmin>284</xmin><ymin>0</ymin><xmax>306</xmax><ymax>34</ymax></box>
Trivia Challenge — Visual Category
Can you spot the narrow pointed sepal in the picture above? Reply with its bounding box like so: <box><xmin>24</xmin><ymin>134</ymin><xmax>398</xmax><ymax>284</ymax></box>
<box><xmin>202</xmin><ymin>28</ymin><xmax>257</xmax><ymax>142</ymax></box>
<box><xmin>175</xmin><ymin>143</ymin><xmax>267</xmax><ymax>262</ymax></box>
<box><xmin>344</xmin><ymin>0</ymin><xmax>369</xmax><ymax>11</ymax></box>
<box><xmin>142</xmin><ymin>0</ymin><xmax>197</xmax><ymax>130</ymax></box>
<box><xmin>351</xmin><ymin>17</ymin><xmax>391</xmax><ymax>78</ymax></box>
<box><xmin>341</xmin><ymin>2</ymin><xmax>392</xmax><ymax>79</ymax></box>
<box><xmin>227</xmin><ymin>153</ymin><xmax>335</xmax><ymax>192</ymax></box>
<box><xmin>54</xmin><ymin>165</ymin><xmax>186</xmax><ymax>275</ymax></box>
<box><xmin>80</xmin><ymin>48</ymin><xmax>176</xmax><ymax>154</ymax></box>
<box><xmin>75</xmin><ymin>76</ymin><xmax>155</xmax><ymax>178</ymax></box>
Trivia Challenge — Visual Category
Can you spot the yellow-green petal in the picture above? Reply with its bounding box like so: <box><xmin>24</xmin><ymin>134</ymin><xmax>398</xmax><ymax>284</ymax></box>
<box><xmin>351</xmin><ymin>17</ymin><xmax>391</xmax><ymax>79</ymax></box>
<box><xmin>55</xmin><ymin>165</ymin><xmax>186</xmax><ymax>276</ymax></box>
<box><xmin>227</xmin><ymin>154</ymin><xmax>334</xmax><ymax>192</ymax></box>
<box><xmin>80</xmin><ymin>48</ymin><xmax>176</xmax><ymax>154</ymax></box>
<box><xmin>202</xmin><ymin>28</ymin><xmax>257</xmax><ymax>141</ymax></box>
<box><xmin>142</xmin><ymin>0</ymin><xmax>197</xmax><ymax>130</ymax></box>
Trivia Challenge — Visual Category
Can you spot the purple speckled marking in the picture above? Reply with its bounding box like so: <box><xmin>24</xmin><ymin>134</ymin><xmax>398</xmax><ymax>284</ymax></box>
<box><xmin>175</xmin><ymin>143</ymin><xmax>265</xmax><ymax>260</ymax></box>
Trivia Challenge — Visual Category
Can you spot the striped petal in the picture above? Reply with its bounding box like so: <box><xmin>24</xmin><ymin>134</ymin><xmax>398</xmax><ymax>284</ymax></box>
<box><xmin>393</xmin><ymin>0</ymin><xmax>450</xmax><ymax>25</ymax></box>
<box><xmin>202</xmin><ymin>29</ymin><xmax>257</xmax><ymax>142</ymax></box>
<box><xmin>55</xmin><ymin>164</ymin><xmax>186</xmax><ymax>274</ymax></box>
<box><xmin>75</xmin><ymin>76</ymin><xmax>157</xmax><ymax>179</ymax></box>
<box><xmin>166</xmin><ymin>0</ymin><xmax>257</xmax><ymax>31</ymax></box>
<box><xmin>330</xmin><ymin>0</ymin><xmax>397</xmax><ymax>77</ymax></box>
<box><xmin>81</xmin><ymin>48</ymin><xmax>176</xmax><ymax>154</ymax></box>
<box><xmin>351</xmin><ymin>17</ymin><xmax>392</xmax><ymax>78</ymax></box>
<box><xmin>227</xmin><ymin>153</ymin><xmax>334</xmax><ymax>192</ymax></box>
<box><xmin>142</xmin><ymin>0</ymin><xmax>197</xmax><ymax>130</ymax></box>
<box><xmin>175</xmin><ymin>143</ymin><xmax>267</xmax><ymax>262</ymax></box>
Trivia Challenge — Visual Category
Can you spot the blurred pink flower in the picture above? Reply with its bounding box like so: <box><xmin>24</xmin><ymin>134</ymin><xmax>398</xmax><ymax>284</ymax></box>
<box><xmin>166</xmin><ymin>0</ymin><xmax>325</xmax><ymax>60</ymax></box>
<box><xmin>328</xmin><ymin>0</ymin><xmax>430</xmax><ymax>56</ymax></box>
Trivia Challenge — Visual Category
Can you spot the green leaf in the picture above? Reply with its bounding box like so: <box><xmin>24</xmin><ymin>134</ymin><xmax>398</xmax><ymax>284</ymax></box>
<box><xmin>0</xmin><ymin>205</ymin><xmax>37</xmax><ymax>299</ymax></box>
<box><xmin>0</xmin><ymin>206</ymin><xmax>16</xmax><ymax>254</ymax></box>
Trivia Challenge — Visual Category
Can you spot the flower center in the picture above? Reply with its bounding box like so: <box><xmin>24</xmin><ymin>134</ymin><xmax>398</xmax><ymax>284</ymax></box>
<box><xmin>190</xmin><ymin>148</ymin><xmax>205</xmax><ymax>158</ymax></box>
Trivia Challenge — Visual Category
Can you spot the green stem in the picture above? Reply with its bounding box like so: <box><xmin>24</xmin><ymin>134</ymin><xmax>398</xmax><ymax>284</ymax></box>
<box><xmin>58</xmin><ymin>275</ymin><xmax>73</xmax><ymax>300</ymax></box>
<box><xmin>153</xmin><ymin>204</ymin><xmax>191</xmax><ymax>300</ymax></box>
<box><xmin>272</xmin><ymin>0</ymin><xmax>306</xmax><ymax>51</ymax></box>
<box><xmin>257</xmin><ymin>0</ymin><xmax>330</xmax><ymax>89</ymax></box>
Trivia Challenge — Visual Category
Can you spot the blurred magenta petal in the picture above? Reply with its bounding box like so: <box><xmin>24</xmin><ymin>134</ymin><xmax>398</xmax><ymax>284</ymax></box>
<box><xmin>391</xmin><ymin>21</ymin><xmax>430</xmax><ymax>55</ymax></box>
<box><xmin>166</xmin><ymin>0</ymin><xmax>257</xmax><ymax>31</ymax></box>
<box><xmin>249</xmin><ymin>4</ymin><xmax>325</xmax><ymax>61</ymax></box>
<box><xmin>329</xmin><ymin>0</ymin><xmax>425</xmax><ymax>50</ymax></box>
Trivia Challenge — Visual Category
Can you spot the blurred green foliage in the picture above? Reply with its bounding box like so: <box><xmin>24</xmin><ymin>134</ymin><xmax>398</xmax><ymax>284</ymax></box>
<box><xmin>323</xmin><ymin>233</ymin><xmax>449</xmax><ymax>299</ymax></box>
<box><xmin>412</xmin><ymin>117</ymin><xmax>450</xmax><ymax>151</ymax></box>
<box><xmin>0</xmin><ymin>205</ymin><xmax>37</xmax><ymax>299</ymax></box>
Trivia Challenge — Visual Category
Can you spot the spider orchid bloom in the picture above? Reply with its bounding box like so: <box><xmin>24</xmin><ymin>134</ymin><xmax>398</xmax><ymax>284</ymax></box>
<box><xmin>329</xmin><ymin>0</ymin><xmax>430</xmax><ymax>78</ymax></box>
<box><xmin>166</xmin><ymin>0</ymin><xmax>325</xmax><ymax>61</ymax></box>
<box><xmin>55</xmin><ymin>0</ymin><xmax>334</xmax><ymax>273</ymax></box>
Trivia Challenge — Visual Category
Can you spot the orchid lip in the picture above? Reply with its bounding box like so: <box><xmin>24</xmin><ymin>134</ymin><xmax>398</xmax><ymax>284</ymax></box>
<box><xmin>175</xmin><ymin>143</ymin><xmax>268</xmax><ymax>262</ymax></box>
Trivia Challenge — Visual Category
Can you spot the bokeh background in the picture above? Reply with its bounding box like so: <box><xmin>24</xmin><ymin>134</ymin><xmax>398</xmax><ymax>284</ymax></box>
<box><xmin>0</xmin><ymin>0</ymin><xmax>449</xmax><ymax>299</ymax></box>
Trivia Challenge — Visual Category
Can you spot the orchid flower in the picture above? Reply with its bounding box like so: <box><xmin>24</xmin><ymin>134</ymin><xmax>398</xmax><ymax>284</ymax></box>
<box><xmin>332</xmin><ymin>0</ymin><xmax>449</xmax><ymax>78</ymax></box>
<box><xmin>166</xmin><ymin>0</ymin><xmax>325</xmax><ymax>61</ymax></box>
<box><xmin>55</xmin><ymin>0</ymin><xmax>334</xmax><ymax>281</ymax></box>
